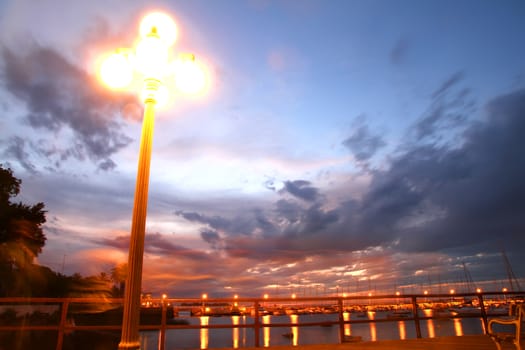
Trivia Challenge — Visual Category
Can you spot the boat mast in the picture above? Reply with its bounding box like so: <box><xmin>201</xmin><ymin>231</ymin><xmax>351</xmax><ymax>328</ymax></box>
<box><xmin>462</xmin><ymin>262</ymin><xmax>475</xmax><ymax>293</ymax></box>
<box><xmin>502</xmin><ymin>250</ymin><xmax>522</xmax><ymax>291</ymax></box>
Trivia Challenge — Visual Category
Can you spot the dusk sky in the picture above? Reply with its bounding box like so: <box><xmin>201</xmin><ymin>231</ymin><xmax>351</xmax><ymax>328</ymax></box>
<box><xmin>1</xmin><ymin>0</ymin><xmax>525</xmax><ymax>298</ymax></box>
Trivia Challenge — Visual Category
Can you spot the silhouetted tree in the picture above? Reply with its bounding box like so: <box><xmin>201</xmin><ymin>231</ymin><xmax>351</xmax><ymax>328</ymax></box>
<box><xmin>0</xmin><ymin>165</ymin><xmax>47</xmax><ymax>296</ymax></box>
<box><xmin>0</xmin><ymin>165</ymin><xmax>123</xmax><ymax>300</ymax></box>
<box><xmin>110</xmin><ymin>263</ymin><xmax>127</xmax><ymax>297</ymax></box>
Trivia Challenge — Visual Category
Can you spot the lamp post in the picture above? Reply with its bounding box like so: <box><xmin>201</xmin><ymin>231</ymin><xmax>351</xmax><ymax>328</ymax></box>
<box><xmin>99</xmin><ymin>12</ymin><xmax>207</xmax><ymax>350</ymax></box>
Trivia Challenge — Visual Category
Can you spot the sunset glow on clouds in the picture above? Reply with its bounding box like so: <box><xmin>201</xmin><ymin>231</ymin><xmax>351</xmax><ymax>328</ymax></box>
<box><xmin>1</xmin><ymin>0</ymin><xmax>525</xmax><ymax>297</ymax></box>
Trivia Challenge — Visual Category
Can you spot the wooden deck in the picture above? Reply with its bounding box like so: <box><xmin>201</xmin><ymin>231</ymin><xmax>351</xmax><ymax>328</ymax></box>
<box><xmin>217</xmin><ymin>335</ymin><xmax>505</xmax><ymax>350</ymax></box>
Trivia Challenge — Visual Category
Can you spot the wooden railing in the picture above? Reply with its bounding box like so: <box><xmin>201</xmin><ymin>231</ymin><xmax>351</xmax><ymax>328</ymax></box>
<box><xmin>0</xmin><ymin>291</ymin><xmax>522</xmax><ymax>349</ymax></box>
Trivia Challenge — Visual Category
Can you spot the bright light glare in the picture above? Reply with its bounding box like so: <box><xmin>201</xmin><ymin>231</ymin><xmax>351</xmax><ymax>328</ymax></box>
<box><xmin>173</xmin><ymin>56</ymin><xmax>208</xmax><ymax>95</ymax></box>
<box><xmin>100</xmin><ymin>53</ymin><xmax>133</xmax><ymax>89</ymax></box>
<box><xmin>135</xmin><ymin>36</ymin><xmax>169</xmax><ymax>79</ymax></box>
<box><xmin>141</xmin><ymin>84</ymin><xmax>169</xmax><ymax>107</ymax></box>
<box><xmin>140</xmin><ymin>12</ymin><xmax>177</xmax><ymax>47</ymax></box>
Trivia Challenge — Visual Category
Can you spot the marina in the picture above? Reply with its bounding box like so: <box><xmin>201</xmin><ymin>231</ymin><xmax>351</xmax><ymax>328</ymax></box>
<box><xmin>147</xmin><ymin>310</ymin><xmax>489</xmax><ymax>349</ymax></box>
<box><xmin>1</xmin><ymin>291</ymin><xmax>522</xmax><ymax>349</ymax></box>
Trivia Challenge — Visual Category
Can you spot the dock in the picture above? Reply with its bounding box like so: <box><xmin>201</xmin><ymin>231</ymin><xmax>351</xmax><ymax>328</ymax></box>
<box><xmin>217</xmin><ymin>335</ymin><xmax>502</xmax><ymax>350</ymax></box>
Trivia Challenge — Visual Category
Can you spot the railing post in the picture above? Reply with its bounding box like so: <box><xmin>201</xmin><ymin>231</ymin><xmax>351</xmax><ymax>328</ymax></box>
<box><xmin>159</xmin><ymin>301</ymin><xmax>167</xmax><ymax>350</ymax></box>
<box><xmin>253</xmin><ymin>300</ymin><xmax>260</xmax><ymax>347</ymax></box>
<box><xmin>337</xmin><ymin>298</ymin><xmax>345</xmax><ymax>343</ymax></box>
<box><xmin>56</xmin><ymin>298</ymin><xmax>70</xmax><ymax>350</ymax></box>
<box><xmin>411</xmin><ymin>296</ymin><xmax>422</xmax><ymax>339</ymax></box>
<box><xmin>478</xmin><ymin>293</ymin><xmax>488</xmax><ymax>334</ymax></box>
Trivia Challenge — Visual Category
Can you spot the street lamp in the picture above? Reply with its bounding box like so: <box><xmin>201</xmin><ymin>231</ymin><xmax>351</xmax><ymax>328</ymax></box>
<box><xmin>99</xmin><ymin>11</ymin><xmax>207</xmax><ymax>350</ymax></box>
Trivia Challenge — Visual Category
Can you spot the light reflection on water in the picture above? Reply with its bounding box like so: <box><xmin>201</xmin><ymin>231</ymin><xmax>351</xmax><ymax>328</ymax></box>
<box><xmin>454</xmin><ymin>318</ymin><xmax>463</xmax><ymax>336</ymax></box>
<box><xmin>232</xmin><ymin>315</ymin><xmax>239</xmax><ymax>348</ymax></box>
<box><xmin>200</xmin><ymin>316</ymin><xmax>209</xmax><ymax>349</ymax></box>
<box><xmin>290</xmin><ymin>314</ymin><xmax>299</xmax><ymax>346</ymax></box>
<box><xmin>262</xmin><ymin>314</ymin><xmax>271</xmax><ymax>347</ymax></box>
<box><xmin>423</xmin><ymin>309</ymin><xmax>435</xmax><ymax>338</ymax></box>
<box><xmin>398</xmin><ymin>321</ymin><xmax>406</xmax><ymax>340</ymax></box>
<box><xmin>155</xmin><ymin>311</ymin><xmax>485</xmax><ymax>349</ymax></box>
<box><xmin>368</xmin><ymin>311</ymin><xmax>377</xmax><ymax>341</ymax></box>
<box><xmin>343</xmin><ymin>311</ymin><xmax>351</xmax><ymax>336</ymax></box>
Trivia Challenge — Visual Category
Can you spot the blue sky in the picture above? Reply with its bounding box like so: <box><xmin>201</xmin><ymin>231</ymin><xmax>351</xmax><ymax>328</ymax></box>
<box><xmin>1</xmin><ymin>0</ymin><xmax>525</xmax><ymax>298</ymax></box>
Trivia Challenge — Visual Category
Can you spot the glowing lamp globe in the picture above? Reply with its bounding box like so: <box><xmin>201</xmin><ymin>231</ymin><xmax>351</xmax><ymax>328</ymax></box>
<box><xmin>173</xmin><ymin>55</ymin><xmax>207</xmax><ymax>94</ymax></box>
<box><xmin>140</xmin><ymin>12</ymin><xmax>178</xmax><ymax>47</ymax></box>
<box><xmin>100</xmin><ymin>52</ymin><xmax>133</xmax><ymax>89</ymax></box>
<box><xmin>135</xmin><ymin>35</ymin><xmax>170</xmax><ymax>79</ymax></box>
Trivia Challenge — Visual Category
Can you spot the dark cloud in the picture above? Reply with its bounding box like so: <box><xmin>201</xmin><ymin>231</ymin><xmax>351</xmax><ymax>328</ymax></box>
<box><xmin>94</xmin><ymin>232</ymin><xmax>208</xmax><ymax>260</ymax></box>
<box><xmin>432</xmin><ymin>71</ymin><xmax>465</xmax><ymax>99</ymax></box>
<box><xmin>176</xmin><ymin>208</ymin><xmax>279</xmax><ymax>239</ymax></box>
<box><xmin>273</xmin><ymin>200</ymin><xmax>341</xmax><ymax>238</ymax></box>
<box><xmin>359</xmin><ymin>88</ymin><xmax>525</xmax><ymax>259</ymax></box>
<box><xmin>177</xmin><ymin>194</ymin><xmax>340</xmax><ymax>259</ymax></box>
<box><xmin>0</xmin><ymin>42</ymin><xmax>136</xmax><ymax>171</ymax></box>
<box><xmin>201</xmin><ymin>229</ymin><xmax>221</xmax><ymax>244</ymax></box>
<box><xmin>281</xmin><ymin>180</ymin><xmax>320</xmax><ymax>202</ymax></box>
<box><xmin>174</xmin><ymin>87</ymin><xmax>525</xmax><ymax>286</ymax></box>
<box><xmin>293</xmin><ymin>203</ymin><xmax>339</xmax><ymax>235</ymax></box>
<box><xmin>343</xmin><ymin>116</ymin><xmax>386</xmax><ymax>162</ymax></box>
<box><xmin>3</xmin><ymin>136</ymin><xmax>36</xmax><ymax>174</ymax></box>
<box><xmin>263</xmin><ymin>177</ymin><xmax>278</xmax><ymax>191</ymax></box>
<box><xmin>200</xmin><ymin>229</ymin><xmax>222</xmax><ymax>249</ymax></box>
<box><xmin>98</xmin><ymin>158</ymin><xmax>117</xmax><ymax>171</ymax></box>
<box><xmin>410</xmin><ymin>72</ymin><xmax>474</xmax><ymax>143</ymax></box>
<box><xmin>175</xmin><ymin>210</ymin><xmax>235</xmax><ymax>232</ymax></box>
<box><xmin>275</xmin><ymin>199</ymin><xmax>302</xmax><ymax>223</ymax></box>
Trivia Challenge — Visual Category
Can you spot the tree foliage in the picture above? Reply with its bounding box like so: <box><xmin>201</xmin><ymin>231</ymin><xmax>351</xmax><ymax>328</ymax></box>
<box><xmin>0</xmin><ymin>165</ymin><xmax>47</xmax><ymax>296</ymax></box>
<box><xmin>0</xmin><ymin>165</ymin><xmax>125</xmax><ymax>298</ymax></box>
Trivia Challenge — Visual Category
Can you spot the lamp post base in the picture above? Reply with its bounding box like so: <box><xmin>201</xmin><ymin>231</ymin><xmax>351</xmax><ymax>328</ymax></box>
<box><xmin>118</xmin><ymin>341</ymin><xmax>141</xmax><ymax>350</ymax></box>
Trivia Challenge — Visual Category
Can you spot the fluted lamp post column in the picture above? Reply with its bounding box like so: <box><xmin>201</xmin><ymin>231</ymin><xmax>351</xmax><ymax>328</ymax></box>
<box><xmin>99</xmin><ymin>12</ymin><xmax>207</xmax><ymax>350</ymax></box>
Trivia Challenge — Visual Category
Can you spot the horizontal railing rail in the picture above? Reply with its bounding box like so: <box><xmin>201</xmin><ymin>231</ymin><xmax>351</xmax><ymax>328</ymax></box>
<box><xmin>0</xmin><ymin>291</ymin><xmax>522</xmax><ymax>350</ymax></box>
